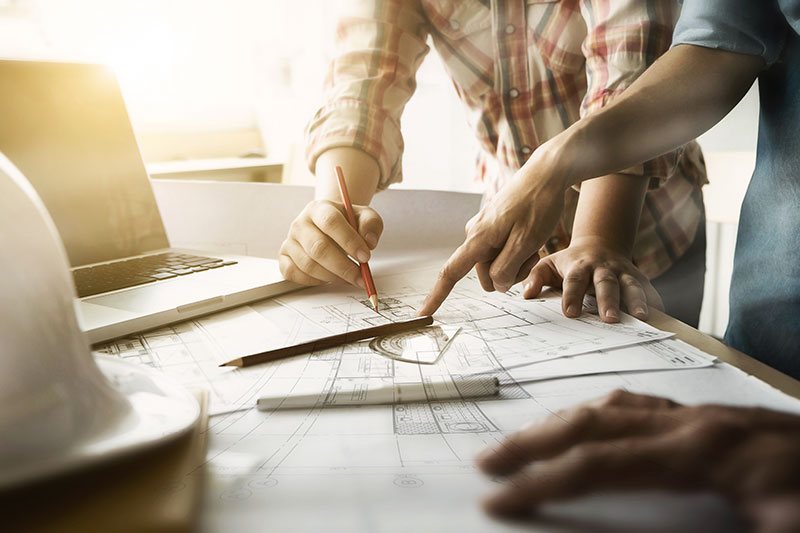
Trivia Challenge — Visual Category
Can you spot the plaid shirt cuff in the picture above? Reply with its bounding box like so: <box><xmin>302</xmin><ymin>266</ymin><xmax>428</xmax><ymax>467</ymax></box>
<box><xmin>306</xmin><ymin>98</ymin><xmax>404</xmax><ymax>190</ymax></box>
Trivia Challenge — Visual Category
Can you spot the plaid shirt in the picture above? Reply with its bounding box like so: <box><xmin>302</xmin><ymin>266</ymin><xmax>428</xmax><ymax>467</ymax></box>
<box><xmin>306</xmin><ymin>0</ymin><xmax>707</xmax><ymax>278</ymax></box>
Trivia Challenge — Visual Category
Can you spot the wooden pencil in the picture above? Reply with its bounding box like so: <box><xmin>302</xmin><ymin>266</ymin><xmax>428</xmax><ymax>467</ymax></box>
<box><xmin>220</xmin><ymin>315</ymin><xmax>434</xmax><ymax>368</ymax></box>
<box><xmin>335</xmin><ymin>165</ymin><xmax>379</xmax><ymax>311</ymax></box>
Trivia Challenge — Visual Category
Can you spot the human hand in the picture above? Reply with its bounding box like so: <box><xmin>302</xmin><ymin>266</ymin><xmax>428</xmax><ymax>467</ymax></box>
<box><xmin>522</xmin><ymin>236</ymin><xmax>663</xmax><ymax>323</ymax></box>
<box><xmin>476</xmin><ymin>390</ymin><xmax>800</xmax><ymax>532</ymax></box>
<box><xmin>418</xmin><ymin>154</ymin><xmax>567</xmax><ymax>316</ymax></box>
<box><xmin>279</xmin><ymin>200</ymin><xmax>383</xmax><ymax>287</ymax></box>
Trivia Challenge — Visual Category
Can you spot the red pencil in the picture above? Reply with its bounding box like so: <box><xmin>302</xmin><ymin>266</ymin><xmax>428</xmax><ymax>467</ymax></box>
<box><xmin>335</xmin><ymin>165</ymin><xmax>379</xmax><ymax>311</ymax></box>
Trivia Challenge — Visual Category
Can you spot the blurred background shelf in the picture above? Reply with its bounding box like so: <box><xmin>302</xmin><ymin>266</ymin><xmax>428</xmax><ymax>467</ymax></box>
<box><xmin>147</xmin><ymin>157</ymin><xmax>283</xmax><ymax>183</ymax></box>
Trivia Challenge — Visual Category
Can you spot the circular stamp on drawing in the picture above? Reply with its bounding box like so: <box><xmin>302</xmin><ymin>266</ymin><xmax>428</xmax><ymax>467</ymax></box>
<box><xmin>249</xmin><ymin>477</ymin><xmax>279</xmax><ymax>489</ymax></box>
<box><xmin>393</xmin><ymin>475</ymin><xmax>424</xmax><ymax>488</ymax></box>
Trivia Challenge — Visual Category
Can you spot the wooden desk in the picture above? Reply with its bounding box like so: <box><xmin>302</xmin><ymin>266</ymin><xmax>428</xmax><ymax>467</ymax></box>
<box><xmin>648</xmin><ymin>309</ymin><xmax>800</xmax><ymax>400</ymax></box>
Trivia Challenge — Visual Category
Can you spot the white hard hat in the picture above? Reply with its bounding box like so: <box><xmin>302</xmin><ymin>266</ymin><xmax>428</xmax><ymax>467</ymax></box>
<box><xmin>0</xmin><ymin>152</ymin><xmax>199</xmax><ymax>489</ymax></box>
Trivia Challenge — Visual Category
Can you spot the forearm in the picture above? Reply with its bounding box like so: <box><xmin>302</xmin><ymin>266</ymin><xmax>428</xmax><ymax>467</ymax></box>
<box><xmin>314</xmin><ymin>147</ymin><xmax>381</xmax><ymax>205</ymax></box>
<box><xmin>545</xmin><ymin>44</ymin><xmax>763</xmax><ymax>186</ymax></box>
<box><xmin>571</xmin><ymin>173</ymin><xmax>647</xmax><ymax>256</ymax></box>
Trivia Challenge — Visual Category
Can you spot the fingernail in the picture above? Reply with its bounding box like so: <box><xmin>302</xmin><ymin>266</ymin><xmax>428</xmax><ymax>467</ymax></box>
<box><xmin>567</xmin><ymin>305</ymin><xmax>579</xmax><ymax>316</ymax></box>
<box><xmin>495</xmin><ymin>284</ymin><xmax>510</xmax><ymax>293</ymax></box>
<box><xmin>606</xmin><ymin>308</ymin><xmax>619</xmax><ymax>321</ymax></box>
<box><xmin>522</xmin><ymin>283</ymin><xmax>532</xmax><ymax>294</ymax></box>
<box><xmin>356</xmin><ymin>250</ymin><xmax>370</xmax><ymax>263</ymax></box>
<box><xmin>365</xmin><ymin>233</ymin><xmax>378</xmax><ymax>248</ymax></box>
<box><xmin>635</xmin><ymin>306</ymin><xmax>647</xmax><ymax>318</ymax></box>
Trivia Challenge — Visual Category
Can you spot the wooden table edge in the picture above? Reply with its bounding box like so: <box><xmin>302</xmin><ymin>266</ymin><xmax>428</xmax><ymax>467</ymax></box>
<box><xmin>647</xmin><ymin>309</ymin><xmax>800</xmax><ymax>400</ymax></box>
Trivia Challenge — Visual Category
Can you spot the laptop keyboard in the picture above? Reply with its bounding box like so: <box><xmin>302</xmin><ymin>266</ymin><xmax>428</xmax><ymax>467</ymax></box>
<box><xmin>73</xmin><ymin>252</ymin><xmax>237</xmax><ymax>298</ymax></box>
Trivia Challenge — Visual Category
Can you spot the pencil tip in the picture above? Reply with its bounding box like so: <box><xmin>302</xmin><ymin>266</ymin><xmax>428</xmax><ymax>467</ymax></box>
<box><xmin>369</xmin><ymin>294</ymin><xmax>379</xmax><ymax>311</ymax></box>
<box><xmin>220</xmin><ymin>359</ymin><xmax>242</xmax><ymax>368</ymax></box>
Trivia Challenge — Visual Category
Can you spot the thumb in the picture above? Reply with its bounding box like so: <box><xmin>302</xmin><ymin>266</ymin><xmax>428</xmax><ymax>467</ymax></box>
<box><xmin>523</xmin><ymin>260</ymin><xmax>560</xmax><ymax>299</ymax></box>
<box><xmin>355</xmin><ymin>206</ymin><xmax>384</xmax><ymax>249</ymax></box>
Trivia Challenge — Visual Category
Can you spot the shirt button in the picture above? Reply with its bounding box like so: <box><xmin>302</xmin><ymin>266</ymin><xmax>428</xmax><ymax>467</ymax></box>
<box><xmin>520</xmin><ymin>145</ymin><xmax>532</xmax><ymax>155</ymax></box>
<box><xmin>508</xmin><ymin>88</ymin><xmax>520</xmax><ymax>99</ymax></box>
<box><xmin>449</xmin><ymin>19</ymin><xmax>460</xmax><ymax>31</ymax></box>
<box><xmin>505</xmin><ymin>24</ymin><xmax>516</xmax><ymax>35</ymax></box>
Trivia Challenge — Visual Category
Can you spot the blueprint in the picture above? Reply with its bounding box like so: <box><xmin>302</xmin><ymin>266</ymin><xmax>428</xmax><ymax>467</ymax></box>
<box><xmin>120</xmin><ymin>181</ymin><xmax>800</xmax><ymax>532</ymax></box>
<box><xmin>96</xmin><ymin>268</ymin><xmax>678</xmax><ymax>416</ymax></box>
<box><xmin>508</xmin><ymin>338</ymin><xmax>716</xmax><ymax>383</ymax></box>
<box><xmin>92</xmin><ymin>267</ymin><xmax>756</xmax><ymax>532</ymax></box>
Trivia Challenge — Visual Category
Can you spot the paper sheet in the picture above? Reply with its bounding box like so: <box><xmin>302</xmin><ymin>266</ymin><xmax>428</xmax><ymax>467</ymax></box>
<box><xmin>93</xmin><ymin>265</ymin><xmax>750</xmax><ymax>533</ymax></box>
<box><xmin>265</xmin><ymin>267</ymin><xmax>672</xmax><ymax>359</ymax></box>
<box><xmin>157</xmin><ymin>356</ymin><xmax>797</xmax><ymax>533</ymax></box>
<box><xmin>507</xmin><ymin>339</ymin><xmax>716</xmax><ymax>382</ymax></box>
<box><xmin>97</xmin><ymin>267</ymin><xmax>675</xmax><ymax>416</ymax></box>
<box><xmin>151</xmin><ymin>181</ymin><xmax>482</xmax><ymax>258</ymax></box>
<box><xmin>134</xmin><ymin>182</ymin><xmax>800</xmax><ymax>531</ymax></box>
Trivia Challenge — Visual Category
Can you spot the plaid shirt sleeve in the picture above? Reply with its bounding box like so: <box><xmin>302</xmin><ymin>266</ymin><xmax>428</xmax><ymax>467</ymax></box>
<box><xmin>305</xmin><ymin>0</ymin><xmax>430</xmax><ymax>189</ymax></box>
<box><xmin>578</xmin><ymin>0</ymin><xmax>683</xmax><ymax>183</ymax></box>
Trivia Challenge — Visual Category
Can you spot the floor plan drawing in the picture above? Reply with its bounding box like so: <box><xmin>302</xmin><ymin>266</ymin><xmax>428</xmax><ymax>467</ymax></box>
<box><xmin>93</xmin><ymin>267</ymin><xmax>694</xmax><ymax>418</ymax></box>
<box><xmin>93</xmin><ymin>267</ymin><xmax>733</xmax><ymax>531</ymax></box>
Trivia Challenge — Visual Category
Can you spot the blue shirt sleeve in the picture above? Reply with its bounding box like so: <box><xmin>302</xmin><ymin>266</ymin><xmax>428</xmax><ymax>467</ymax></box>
<box><xmin>672</xmin><ymin>0</ymin><xmax>787</xmax><ymax>65</ymax></box>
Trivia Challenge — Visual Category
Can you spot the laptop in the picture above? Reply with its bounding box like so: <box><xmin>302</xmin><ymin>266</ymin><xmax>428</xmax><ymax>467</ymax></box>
<box><xmin>0</xmin><ymin>59</ymin><xmax>298</xmax><ymax>343</ymax></box>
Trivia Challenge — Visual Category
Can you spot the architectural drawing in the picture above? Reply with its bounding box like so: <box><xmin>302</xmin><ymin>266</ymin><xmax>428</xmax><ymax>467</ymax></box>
<box><xmin>96</xmin><ymin>269</ymin><xmax>676</xmax><ymax>413</ymax></box>
<box><xmin>95</xmin><ymin>269</ymin><xmax>725</xmax><ymax>531</ymax></box>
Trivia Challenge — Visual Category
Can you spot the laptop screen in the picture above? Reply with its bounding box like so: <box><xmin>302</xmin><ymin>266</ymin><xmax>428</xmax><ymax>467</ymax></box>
<box><xmin>0</xmin><ymin>60</ymin><xmax>169</xmax><ymax>267</ymax></box>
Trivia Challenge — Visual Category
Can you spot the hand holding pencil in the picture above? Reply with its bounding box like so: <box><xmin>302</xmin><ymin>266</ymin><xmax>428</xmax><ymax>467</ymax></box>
<box><xmin>278</xmin><ymin>161</ymin><xmax>384</xmax><ymax>294</ymax></box>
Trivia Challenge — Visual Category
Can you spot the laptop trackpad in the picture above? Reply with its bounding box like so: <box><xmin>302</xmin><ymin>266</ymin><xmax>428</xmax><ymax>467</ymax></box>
<box><xmin>88</xmin><ymin>278</ymin><xmax>226</xmax><ymax>313</ymax></box>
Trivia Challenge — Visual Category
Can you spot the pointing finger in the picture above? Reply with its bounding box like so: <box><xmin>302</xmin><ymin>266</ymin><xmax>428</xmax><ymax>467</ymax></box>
<box><xmin>418</xmin><ymin>242</ymin><xmax>485</xmax><ymax>316</ymax></box>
